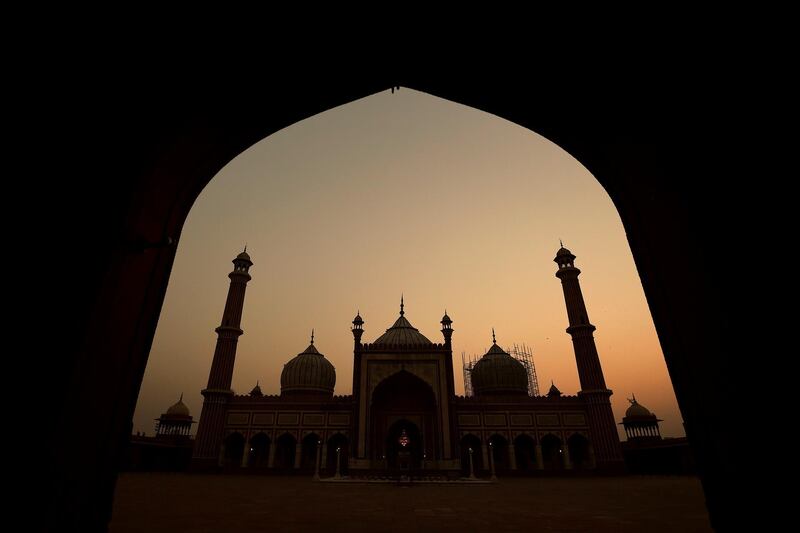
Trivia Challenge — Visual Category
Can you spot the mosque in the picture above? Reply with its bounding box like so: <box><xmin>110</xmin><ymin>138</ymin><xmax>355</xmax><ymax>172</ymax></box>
<box><xmin>189</xmin><ymin>246</ymin><xmax>625</xmax><ymax>475</ymax></box>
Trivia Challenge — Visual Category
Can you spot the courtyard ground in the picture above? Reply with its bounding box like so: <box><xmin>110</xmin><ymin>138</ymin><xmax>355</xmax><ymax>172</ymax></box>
<box><xmin>110</xmin><ymin>473</ymin><xmax>712</xmax><ymax>532</ymax></box>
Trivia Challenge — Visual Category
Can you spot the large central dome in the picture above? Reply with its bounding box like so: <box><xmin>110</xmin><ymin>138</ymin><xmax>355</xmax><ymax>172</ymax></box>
<box><xmin>372</xmin><ymin>315</ymin><xmax>434</xmax><ymax>346</ymax></box>
<box><xmin>371</xmin><ymin>298</ymin><xmax>433</xmax><ymax>347</ymax></box>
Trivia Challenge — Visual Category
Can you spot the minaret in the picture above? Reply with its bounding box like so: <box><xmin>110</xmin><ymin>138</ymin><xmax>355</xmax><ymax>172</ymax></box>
<box><xmin>352</xmin><ymin>310</ymin><xmax>364</xmax><ymax>346</ymax></box>
<box><xmin>554</xmin><ymin>244</ymin><xmax>623</xmax><ymax>470</ymax></box>
<box><xmin>350</xmin><ymin>310</ymin><xmax>364</xmax><ymax>458</ymax></box>
<box><xmin>192</xmin><ymin>248</ymin><xmax>253</xmax><ymax>468</ymax></box>
<box><xmin>440</xmin><ymin>310</ymin><xmax>453</xmax><ymax>346</ymax></box>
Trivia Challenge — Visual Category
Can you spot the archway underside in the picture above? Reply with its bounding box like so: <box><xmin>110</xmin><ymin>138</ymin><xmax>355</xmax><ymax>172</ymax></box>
<box><xmin>49</xmin><ymin>78</ymin><xmax>740</xmax><ymax>532</ymax></box>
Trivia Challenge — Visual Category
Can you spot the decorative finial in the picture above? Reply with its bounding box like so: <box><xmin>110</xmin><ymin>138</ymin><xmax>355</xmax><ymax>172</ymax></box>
<box><xmin>310</xmin><ymin>329</ymin><xmax>315</xmax><ymax>345</ymax></box>
<box><xmin>559</xmin><ymin>239</ymin><xmax>563</xmax><ymax>248</ymax></box>
<box><xmin>179</xmin><ymin>392</ymin><xmax>183</xmax><ymax>402</ymax></box>
<box><xmin>627</xmin><ymin>393</ymin><xmax>638</xmax><ymax>405</ymax></box>
<box><xmin>492</xmin><ymin>328</ymin><xmax>496</xmax><ymax>344</ymax></box>
<box><xmin>400</xmin><ymin>294</ymin><xmax>404</xmax><ymax>316</ymax></box>
<box><xmin>244</xmin><ymin>243</ymin><xmax>247</xmax><ymax>253</ymax></box>
<box><xmin>256</xmin><ymin>380</ymin><xmax>259</xmax><ymax>387</ymax></box>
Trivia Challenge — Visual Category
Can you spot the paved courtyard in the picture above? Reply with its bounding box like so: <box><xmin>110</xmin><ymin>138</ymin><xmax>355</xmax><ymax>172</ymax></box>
<box><xmin>110</xmin><ymin>473</ymin><xmax>712</xmax><ymax>532</ymax></box>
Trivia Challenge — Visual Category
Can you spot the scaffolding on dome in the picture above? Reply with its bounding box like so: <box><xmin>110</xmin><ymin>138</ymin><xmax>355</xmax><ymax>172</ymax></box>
<box><xmin>462</xmin><ymin>342</ymin><xmax>540</xmax><ymax>397</ymax></box>
<box><xmin>508</xmin><ymin>343</ymin><xmax>540</xmax><ymax>397</ymax></box>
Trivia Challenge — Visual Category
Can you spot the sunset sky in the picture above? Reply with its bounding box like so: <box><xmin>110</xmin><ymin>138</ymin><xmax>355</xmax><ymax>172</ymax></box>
<box><xmin>134</xmin><ymin>88</ymin><xmax>684</xmax><ymax>439</ymax></box>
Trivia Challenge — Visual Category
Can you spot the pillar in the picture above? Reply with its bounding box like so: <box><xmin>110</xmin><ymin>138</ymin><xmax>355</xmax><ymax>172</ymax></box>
<box><xmin>267</xmin><ymin>439</ymin><xmax>276</xmax><ymax>468</ymax></box>
<box><xmin>508</xmin><ymin>443</ymin><xmax>517</xmax><ymax>470</ymax></box>
<box><xmin>534</xmin><ymin>443</ymin><xmax>544</xmax><ymax>470</ymax></box>
<box><xmin>563</xmin><ymin>442</ymin><xmax>572</xmax><ymax>470</ymax></box>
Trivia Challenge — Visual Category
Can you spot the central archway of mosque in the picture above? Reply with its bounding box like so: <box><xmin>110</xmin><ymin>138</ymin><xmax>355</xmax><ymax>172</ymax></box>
<box><xmin>385</xmin><ymin>419</ymin><xmax>422</xmax><ymax>470</ymax></box>
<box><xmin>369</xmin><ymin>371</ymin><xmax>437</xmax><ymax>469</ymax></box>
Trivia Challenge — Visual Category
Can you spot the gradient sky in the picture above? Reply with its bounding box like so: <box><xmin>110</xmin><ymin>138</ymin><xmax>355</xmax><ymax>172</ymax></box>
<box><xmin>134</xmin><ymin>88</ymin><xmax>684</xmax><ymax>440</ymax></box>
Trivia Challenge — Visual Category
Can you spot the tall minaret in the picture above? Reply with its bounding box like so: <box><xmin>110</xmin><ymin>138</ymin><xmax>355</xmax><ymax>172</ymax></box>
<box><xmin>350</xmin><ymin>310</ymin><xmax>364</xmax><ymax>458</ymax></box>
<box><xmin>192</xmin><ymin>248</ymin><xmax>253</xmax><ymax>468</ymax></box>
<box><xmin>554</xmin><ymin>244</ymin><xmax>623</xmax><ymax>470</ymax></box>
<box><xmin>441</xmin><ymin>311</ymin><xmax>456</xmax><ymax>401</ymax></box>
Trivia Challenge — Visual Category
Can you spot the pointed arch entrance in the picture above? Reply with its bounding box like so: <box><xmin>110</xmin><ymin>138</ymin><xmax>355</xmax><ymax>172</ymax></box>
<box><xmin>460</xmin><ymin>434</ymin><xmax>483</xmax><ymax>476</ymax></box>
<box><xmin>248</xmin><ymin>433</ymin><xmax>270</xmax><ymax>468</ymax></box>
<box><xmin>326</xmin><ymin>433</ymin><xmax>349</xmax><ymax>475</ymax></box>
<box><xmin>222</xmin><ymin>433</ymin><xmax>244</xmax><ymax>468</ymax></box>
<box><xmin>369</xmin><ymin>370</ymin><xmax>437</xmax><ymax>467</ymax></box>
<box><xmin>384</xmin><ymin>419</ymin><xmax>423</xmax><ymax>469</ymax></box>
<box><xmin>514</xmin><ymin>434</ymin><xmax>536</xmax><ymax>471</ymax></box>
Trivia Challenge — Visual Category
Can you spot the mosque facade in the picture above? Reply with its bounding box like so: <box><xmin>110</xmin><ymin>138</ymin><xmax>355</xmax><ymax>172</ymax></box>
<box><xmin>191</xmin><ymin>246</ymin><xmax>624</xmax><ymax>475</ymax></box>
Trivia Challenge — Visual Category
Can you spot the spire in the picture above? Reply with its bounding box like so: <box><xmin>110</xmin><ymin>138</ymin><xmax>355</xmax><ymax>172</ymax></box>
<box><xmin>547</xmin><ymin>381</ymin><xmax>562</xmax><ymax>397</ymax></box>
<box><xmin>249</xmin><ymin>381</ymin><xmax>263</xmax><ymax>397</ymax></box>
<box><xmin>492</xmin><ymin>328</ymin><xmax>496</xmax><ymax>344</ymax></box>
<box><xmin>560</xmin><ymin>239</ymin><xmax>563</xmax><ymax>248</ymax></box>
<box><xmin>441</xmin><ymin>309</ymin><xmax>453</xmax><ymax>328</ymax></box>
<box><xmin>310</xmin><ymin>329</ymin><xmax>315</xmax><ymax>345</ymax></box>
<box><xmin>440</xmin><ymin>309</ymin><xmax>454</xmax><ymax>342</ymax></box>
<box><xmin>234</xmin><ymin>246</ymin><xmax>252</xmax><ymax>266</ymax></box>
<box><xmin>352</xmin><ymin>309</ymin><xmax>364</xmax><ymax>341</ymax></box>
<box><xmin>179</xmin><ymin>392</ymin><xmax>183</xmax><ymax>402</ymax></box>
<box><xmin>400</xmin><ymin>294</ymin><xmax>405</xmax><ymax>316</ymax></box>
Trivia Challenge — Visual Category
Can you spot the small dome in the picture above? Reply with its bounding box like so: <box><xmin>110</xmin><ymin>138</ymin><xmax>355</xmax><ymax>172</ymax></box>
<box><xmin>555</xmin><ymin>246</ymin><xmax>573</xmax><ymax>257</ymax></box>
<box><xmin>625</xmin><ymin>396</ymin><xmax>655</xmax><ymax>419</ymax></box>
<box><xmin>280</xmin><ymin>339</ymin><xmax>336</xmax><ymax>396</ymax></box>
<box><xmin>471</xmin><ymin>338</ymin><xmax>528</xmax><ymax>396</ymax></box>
<box><xmin>547</xmin><ymin>382</ymin><xmax>562</xmax><ymax>397</ymax></box>
<box><xmin>249</xmin><ymin>382</ymin><xmax>263</xmax><ymax>397</ymax></box>
<box><xmin>165</xmin><ymin>395</ymin><xmax>190</xmax><ymax>417</ymax></box>
<box><xmin>441</xmin><ymin>312</ymin><xmax>452</xmax><ymax>324</ymax></box>
<box><xmin>353</xmin><ymin>311</ymin><xmax>364</xmax><ymax>325</ymax></box>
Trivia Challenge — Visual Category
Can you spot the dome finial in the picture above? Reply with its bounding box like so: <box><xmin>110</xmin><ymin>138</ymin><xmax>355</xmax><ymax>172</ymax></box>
<box><xmin>492</xmin><ymin>328</ymin><xmax>496</xmax><ymax>344</ymax></box>
<box><xmin>244</xmin><ymin>243</ymin><xmax>247</xmax><ymax>253</ymax></box>
<box><xmin>179</xmin><ymin>392</ymin><xmax>183</xmax><ymax>402</ymax></box>
<box><xmin>310</xmin><ymin>329</ymin><xmax>315</xmax><ymax>345</ymax></box>
<box><xmin>547</xmin><ymin>381</ymin><xmax>562</xmax><ymax>397</ymax></box>
<box><xmin>560</xmin><ymin>239</ymin><xmax>563</xmax><ymax>248</ymax></box>
<box><xmin>400</xmin><ymin>294</ymin><xmax>404</xmax><ymax>316</ymax></box>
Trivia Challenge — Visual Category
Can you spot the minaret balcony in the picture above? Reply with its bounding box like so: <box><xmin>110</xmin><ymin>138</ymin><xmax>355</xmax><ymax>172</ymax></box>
<box><xmin>566</xmin><ymin>323</ymin><xmax>597</xmax><ymax>335</ymax></box>
<box><xmin>214</xmin><ymin>325</ymin><xmax>244</xmax><ymax>335</ymax></box>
